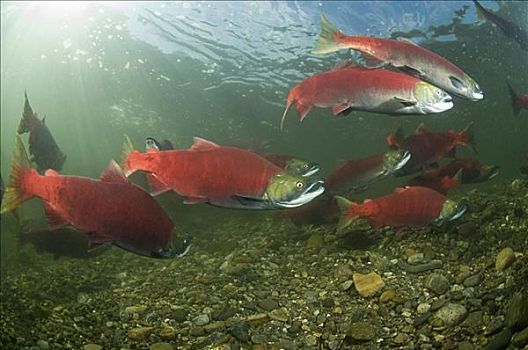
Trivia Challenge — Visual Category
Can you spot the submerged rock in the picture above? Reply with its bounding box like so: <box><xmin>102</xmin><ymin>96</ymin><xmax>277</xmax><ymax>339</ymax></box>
<box><xmin>128</xmin><ymin>327</ymin><xmax>154</xmax><ymax>341</ymax></box>
<box><xmin>505</xmin><ymin>292</ymin><xmax>528</xmax><ymax>330</ymax></box>
<box><xmin>347</xmin><ymin>321</ymin><xmax>377</xmax><ymax>342</ymax></box>
<box><xmin>425</xmin><ymin>273</ymin><xmax>450</xmax><ymax>295</ymax></box>
<box><xmin>435</xmin><ymin>303</ymin><xmax>468</xmax><ymax>326</ymax></box>
<box><xmin>352</xmin><ymin>272</ymin><xmax>385</xmax><ymax>297</ymax></box>
<box><xmin>484</xmin><ymin>328</ymin><xmax>512</xmax><ymax>350</ymax></box>
<box><xmin>496</xmin><ymin>247</ymin><xmax>515</xmax><ymax>271</ymax></box>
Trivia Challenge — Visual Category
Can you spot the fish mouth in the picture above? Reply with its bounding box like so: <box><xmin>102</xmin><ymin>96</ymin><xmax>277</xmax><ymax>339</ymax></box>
<box><xmin>302</xmin><ymin>164</ymin><xmax>320</xmax><ymax>177</ymax></box>
<box><xmin>448</xmin><ymin>200</ymin><xmax>467</xmax><ymax>221</ymax></box>
<box><xmin>471</xmin><ymin>91</ymin><xmax>484</xmax><ymax>101</ymax></box>
<box><xmin>275</xmin><ymin>180</ymin><xmax>325</xmax><ymax>208</ymax></box>
<box><xmin>485</xmin><ymin>165</ymin><xmax>500</xmax><ymax>180</ymax></box>
<box><xmin>392</xmin><ymin>151</ymin><xmax>412</xmax><ymax>173</ymax></box>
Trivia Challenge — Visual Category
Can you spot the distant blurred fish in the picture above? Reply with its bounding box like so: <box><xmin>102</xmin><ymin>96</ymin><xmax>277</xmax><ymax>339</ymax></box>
<box><xmin>17</xmin><ymin>92</ymin><xmax>66</xmax><ymax>172</ymax></box>
<box><xmin>18</xmin><ymin>227</ymin><xmax>107</xmax><ymax>259</ymax></box>
<box><xmin>1</xmin><ymin>136</ymin><xmax>190</xmax><ymax>258</ymax></box>
<box><xmin>406</xmin><ymin>170</ymin><xmax>461</xmax><ymax>195</ymax></box>
<box><xmin>387</xmin><ymin>123</ymin><xmax>476</xmax><ymax>176</ymax></box>
<box><xmin>313</xmin><ymin>14</ymin><xmax>483</xmax><ymax>101</ymax></box>
<box><xmin>506</xmin><ymin>81</ymin><xmax>528</xmax><ymax>116</ymax></box>
<box><xmin>336</xmin><ymin>186</ymin><xmax>467</xmax><ymax>231</ymax></box>
<box><xmin>473</xmin><ymin>0</ymin><xmax>528</xmax><ymax>51</ymax></box>
<box><xmin>281</xmin><ymin>63</ymin><xmax>453</xmax><ymax>129</ymax></box>
<box><xmin>325</xmin><ymin>150</ymin><xmax>411</xmax><ymax>195</ymax></box>
<box><xmin>417</xmin><ymin>158</ymin><xmax>499</xmax><ymax>184</ymax></box>
<box><xmin>145</xmin><ymin>137</ymin><xmax>174</xmax><ymax>151</ymax></box>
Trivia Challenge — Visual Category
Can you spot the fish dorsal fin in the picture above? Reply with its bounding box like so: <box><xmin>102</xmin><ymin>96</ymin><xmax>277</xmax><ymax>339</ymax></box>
<box><xmin>45</xmin><ymin>169</ymin><xmax>60</xmax><ymax>177</ymax></box>
<box><xmin>147</xmin><ymin>174</ymin><xmax>171</xmax><ymax>196</ymax></box>
<box><xmin>191</xmin><ymin>137</ymin><xmax>220</xmax><ymax>151</ymax></box>
<box><xmin>364</xmin><ymin>198</ymin><xmax>372</xmax><ymax>203</ymax></box>
<box><xmin>396</xmin><ymin>37</ymin><xmax>420</xmax><ymax>46</ymax></box>
<box><xmin>332</xmin><ymin>60</ymin><xmax>358</xmax><ymax>71</ymax></box>
<box><xmin>415</xmin><ymin>123</ymin><xmax>429</xmax><ymax>135</ymax></box>
<box><xmin>100</xmin><ymin>160</ymin><xmax>129</xmax><ymax>184</ymax></box>
<box><xmin>43</xmin><ymin>201</ymin><xmax>69</xmax><ymax>229</ymax></box>
<box><xmin>394</xmin><ymin>187</ymin><xmax>407</xmax><ymax>193</ymax></box>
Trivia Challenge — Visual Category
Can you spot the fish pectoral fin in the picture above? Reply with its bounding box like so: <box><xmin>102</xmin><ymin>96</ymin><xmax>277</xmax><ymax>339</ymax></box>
<box><xmin>231</xmin><ymin>194</ymin><xmax>272</xmax><ymax>209</ymax></box>
<box><xmin>146</xmin><ymin>174</ymin><xmax>171</xmax><ymax>196</ymax></box>
<box><xmin>43</xmin><ymin>202</ymin><xmax>69</xmax><ymax>230</ymax></box>
<box><xmin>184</xmin><ymin>196</ymin><xmax>208</xmax><ymax>205</ymax></box>
<box><xmin>359</xmin><ymin>52</ymin><xmax>386</xmax><ymax>68</ymax></box>
<box><xmin>100</xmin><ymin>160</ymin><xmax>129</xmax><ymax>184</ymax></box>
<box><xmin>332</xmin><ymin>102</ymin><xmax>351</xmax><ymax>116</ymax></box>
<box><xmin>399</xmin><ymin>65</ymin><xmax>425</xmax><ymax>78</ymax></box>
<box><xmin>393</xmin><ymin>97</ymin><xmax>417</xmax><ymax>107</ymax></box>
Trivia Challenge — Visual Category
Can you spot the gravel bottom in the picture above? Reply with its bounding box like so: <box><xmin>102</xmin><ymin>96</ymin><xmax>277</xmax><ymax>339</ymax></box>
<box><xmin>1</xmin><ymin>180</ymin><xmax>527</xmax><ymax>350</ymax></box>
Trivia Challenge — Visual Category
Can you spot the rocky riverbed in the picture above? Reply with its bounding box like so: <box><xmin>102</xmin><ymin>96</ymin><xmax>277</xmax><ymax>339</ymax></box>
<box><xmin>1</xmin><ymin>179</ymin><xmax>527</xmax><ymax>350</ymax></box>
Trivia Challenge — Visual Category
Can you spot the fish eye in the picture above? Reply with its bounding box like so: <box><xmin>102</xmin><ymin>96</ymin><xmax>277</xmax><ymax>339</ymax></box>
<box><xmin>295</xmin><ymin>181</ymin><xmax>304</xmax><ymax>189</ymax></box>
<box><xmin>303</xmin><ymin>164</ymin><xmax>309</xmax><ymax>169</ymax></box>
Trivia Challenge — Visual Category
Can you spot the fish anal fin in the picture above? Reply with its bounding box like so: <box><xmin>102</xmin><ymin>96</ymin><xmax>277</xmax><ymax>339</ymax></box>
<box><xmin>191</xmin><ymin>137</ymin><xmax>220</xmax><ymax>151</ymax></box>
<box><xmin>45</xmin><ymin>169</ymin><xmax>60</xmax><ymax>177</ymax></box>
<box><xmin>332</xmin><ymin>102</ymin><xmax>351</xmax><ymax>115</ymax></box>
<box><xmin>43</xmin><ymin>202</ymin><xmax>68</xmax><ymax>229</ymax></box>
<box><xmin>184</xmin><ymin>196</ymin><xmax>208</xmax><ymax>205</ymax></box>
<box><xmin>359</xmin><ymin>52</ymin><xmax>386</xmax><ymax>68</ymax></box>
<box><xmin>146</xmin><ymin>174</ymin><xmax>171</xmax><ymax>196</ymax></box>
<box><xmin>100</xmin><ymin>160</ymin><xmax>129</xmax><ymax>184</ymax></box>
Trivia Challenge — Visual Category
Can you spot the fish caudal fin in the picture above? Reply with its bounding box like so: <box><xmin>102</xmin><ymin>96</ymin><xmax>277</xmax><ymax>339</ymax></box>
<box><xmin>335</xmin><ymin>196</ymin><xmax>359</xmax><ymax>231</ymax></box>
<box><xmin>460</xmin><ymin>122</ymin><xmax>477</xmax><ymax>154</ymax></box>
<box><xmin>312</xmin><ymin>13</ymin><xmax>343</xmax><ymax>55</ymax></box>
<box><xmin>1</xmin><ymin>136</ymin><xmax>35</xmax><ymax>214</ymax></box>
<box><xmin>119</xmin><ymin>134</ymin><xmax>136</xmax><ymax>176</ymax></box>
<box><xmin>506</xmin><ymin>81</ymin><xmax>521</xmax><ymax>116</ymax></box>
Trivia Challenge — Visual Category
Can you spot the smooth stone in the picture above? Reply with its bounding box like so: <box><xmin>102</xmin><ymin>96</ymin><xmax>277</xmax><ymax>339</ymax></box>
<box><xmin>212</xmin><ymin>307</ymin><xmax>237</xmax><ymax>321</ymax></box>
<box><xmin>149</xmin><ymin>343</ymin><xmax>174</xmax><ymax>350</ymax></box>
<box><xmin>37</xmin><ymin>340</ymin><xmax>49</xmax><ymax>350</ymax></box>
<box><xmin>192</xmin><ymin>314</ymin><xmax>210</xmax><ymax>326</ymax></box>
<box><xmin>83</xmin><ymin>345</ymin><xmax>102</xmax><ymax>350</ymax></box>
<box><xmin>341</xmin><ymin>280</ymin><xmax>353</xmax><ymax>291</ymax></box>
<box><xmin>228</xmin><ymin>320</ymin><xmax>250</xmax><ymax>342</ymax></box>
<box><xmin>457</xmin><ymin>341</ymin><xmax>475</xmax><ymax>350</ymax></box>
<box><xmin>172</xmin><ymin>307</ymin><xmax>188</xmax><ymax>323</ymax></box>
<box><xmin>463</xmin><ymin>274</ymin><xmax>482</xmax><ymax>288</ymax></box>
<box><xmin>305</xmin><ymin>233</ymin><xmax>324</xmax><ymax>249</ymax></box>
<box><xmin>485</xmin><ymin>317</ymin><xmax>504</xmax><ymax>336</ymax></box>
<box><xmin>347</xmin><ymin>321</ymin><xmax>377</xmax><ymax>342</ymax></box>
<box><xmin>484</xmin><ymin>328</ymin><xmax>512</xmax><ymax>350</ymax></box>
<box><xmin>399</xmin><ymin>260</ymin><xmax>442</xmax><ymax>273</ymax></box>
<box><xmin>158</xmin><ymin>326</ymin><xmax>176</xmax><ymax>340</ymax></box>
<box><xmin>353</xmin><ymin>272</ymin><xmax>385</xmax><ymax>297</ymax></box>
<box><xmin>269</xmin><ymin>308</ymin><xmax>288</xmax><ymax>322</ymax></box>
<box><xmin>435</xmin><ymin>303</ymin><xmax>468</xmax><ymax>326</ymax></box>
<box><xmin>505</xmin><ymin>292</ymin><xmax>528</xmax><ymax>331</ymax></box>
<box><xmin>417</xmin><ymin>303</ymin><xmax>431</xmax><ymax>314</ymax></box>
<box><xmin>431</xmin><ymin>298</ymin><xmax>447</xmax><ymax>311</ymax></box>
<box><xmin>124</xmin><ymin>305</ymin><xmax>147</xmax><ymax>315</ymax></box>
<box><xmin>463</xmin><ymin>311</ymin><xmax>484</xmax><ymax>335</ymax></box>
<box><xmin>258</xmin><ymin>298</ymin><xmax>279</xmax><ymax>311</ymax></box>
<box><xmin>425</xmin><ymin>273</ymin><xmax>450</xmax><ymax>295</ymax></box>
<box><xmin>511</xmin><ymin>326</ymin><xmax>528</xmax><ymax>347</ymax></box>
<box><xmin>496</xmin><ymin>248</ymin><xmax>515</xmax><ymax>271</ymax></box>
<box><xmin>407</xmin><ymin>253</ymin><xmax>425</xmax><ymax>265</ymax></box>
<box><xmin>128</xmin><ymin>327</ymin><xmax>154</xmax><ymax>341</ymax></box>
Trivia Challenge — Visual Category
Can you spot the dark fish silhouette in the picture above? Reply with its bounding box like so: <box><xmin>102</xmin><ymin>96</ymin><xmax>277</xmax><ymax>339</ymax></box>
<box><xmin>17</xmin><ymin>92</ymin><xmax>66</xmax><ymax>172</ymax></box>
<box><xmin>473</xmin><ymin>0</ymin><xmax>528</xmax><ymax>51</ymax></box>
<box><xmin>18</xmin><ymin>227</ymin><xmax>107</xmax><ymax>259</ymax></box>
<box><xmin>507</xmin><ymin>81</ymin><xmax>528</xmax><ymax>116</ymax></box>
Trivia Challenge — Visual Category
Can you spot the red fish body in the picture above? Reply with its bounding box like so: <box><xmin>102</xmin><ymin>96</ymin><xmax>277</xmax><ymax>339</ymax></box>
<box><xmin>1</xmin><ymin>138</ymin><xmax>182</xmax><ymax>258</ymax></box>
<box><xmin>125</xmin><ymin>137</ymin><xmax>283</xmax><ymax>207</ymax></box>
<box><xmin>406</xmin><ymin>173</ymin><xmax>460</xmax><ymax>195</ymax></box>
<box><xmin>387</xmin><ymin>124</ymin><xmax>475</xmax><ymax>176</ymax></box>
<box><xmin>326</xmin><ymin>153</ymin><xmax>387</xmax><ymax>194</ymax></box>
<box><xmin>507</xmin><ymin>81</ymin><xmax>528</xmax><ymax>116</ymax></box>
<box><xmin>337</xmin><ymin>186</ymin><xmax>462</xmax><ymax>230</ymax></box>
<box><xmin>280</xmin><ymin>64</ymin><xmax>453</xmax><ymax>129</ymax></box>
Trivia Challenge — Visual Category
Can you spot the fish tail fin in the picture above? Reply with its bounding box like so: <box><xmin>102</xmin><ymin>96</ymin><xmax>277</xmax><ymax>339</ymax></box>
<box><xmin>460</xmin><ymin>122</ymin><xmax>477</xmax><ymax>154</ymax></box>
<box><xmin>280</xmin><ymin>91</ymin><xmax>296</xmax><ymax>131</ymax></box>
<box><xmin>17</xmin><ymin>91</ymin><xmax>36</xmax><ymax>134</ymax></box>
<box><xmin>335</xmin><ymin>196</ymin><xmax>359</xmax><ymax>231</ymax></box>
<box><xmin>312</xmin><ymin>13</ymin><xmax>343</xmax><ymax>55</ymax></box>
<box><xmin>120</xmin><ymin>134</ymin><xmax>137</xmax><ymax>176</ymax></box>
<box><xmin>506</xmin><ymin>81</ymin><xmax>521</xmax><ymax>116</ymax></box>
<box><xmin>1</xmin><ymin>136</ymin><xmax>36</xmax><ymax>214</ymax></box>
